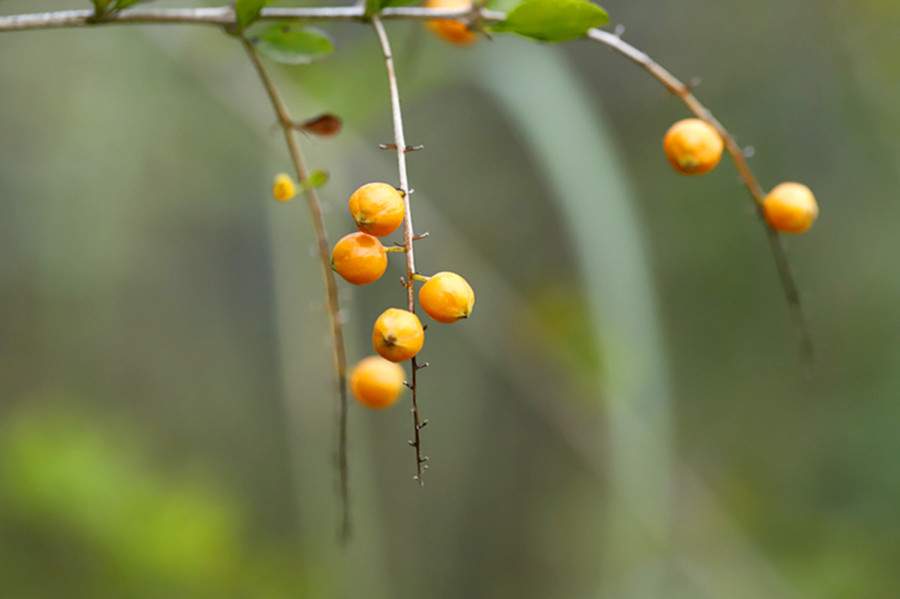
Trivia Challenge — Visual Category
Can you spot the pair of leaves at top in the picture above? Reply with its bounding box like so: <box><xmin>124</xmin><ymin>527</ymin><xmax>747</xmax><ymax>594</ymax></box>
<box><xmin>90</xmin><ymin>0</ymin><xmax>145</xmax><ymax>14</ymax></box>
<box><xmin>494</xmin><ymin>0</ymin><xmax>609</xmax><ymax>42</ymax></box>
<box><xmin>235</xmin><ymin>0</ymin><xmax>334</xmax><ymax>65</ymax></box>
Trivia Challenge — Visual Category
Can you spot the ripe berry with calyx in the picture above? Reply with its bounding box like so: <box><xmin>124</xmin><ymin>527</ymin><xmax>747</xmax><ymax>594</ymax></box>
<box><xmin>349</xmin><ymin>182</ymin><xmax>406</xmax><ymax>238</ymax></box>
<box><xmin>331</xmin><ymin>232</ymin><xmax>388</xmax><ymax>285</ymax></box>
<box><xmin>662</xmin><ymin>118</ymin><xmax>723</xmax><ymax>175</ymax></box>
<box><xmin>373</xmin><ymin>308</ymin><xmax>425</xmax><ymax>362</ymax></box>
<box><xmin>418</xmin><ymin>272</ymin><xmax>475</xmax><ymax>323</ymax></box>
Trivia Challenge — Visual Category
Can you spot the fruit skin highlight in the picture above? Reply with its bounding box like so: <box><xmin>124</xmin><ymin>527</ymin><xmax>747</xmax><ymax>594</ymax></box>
<box><xmin>763</xmin><ymin>182</ymin><xmax>819</xmax><ymax>234</ymax></box>
<box><xmin>272</xmin><ymin>173</ymin><xmax>297</xmax><ymax>202</ymax></box>
<box><xmin>331</xmin><ymin>232</ymin><xmax>388</xmax><ymax>285</ymax></box>
<box><xmin>423</xmin><ymin>0</ymin><xmax>478</xmax><ymax>46</ymax></box>
<box><xmin>418</xmin><ymin>272</ymin><xmax>474</xmax><ymax>323</ymax></box>
<box><xmin>349</xmin><ymin>183</ymin><xmax>406</xmax><ymax>238</ymax></box>
<box><xmin>662</xmin><ymin>118</ymin><xmax>724</xmax><ymax>175</ymax></box>
<box><xmin>350</xmin><ymin>356</ymin><xmax>406</xmax><ymax>409</ymax></box>
<box><xmin>373</xmin><ymin>308</ymin><xmax>425</xmax><ymax>362</ymax></box>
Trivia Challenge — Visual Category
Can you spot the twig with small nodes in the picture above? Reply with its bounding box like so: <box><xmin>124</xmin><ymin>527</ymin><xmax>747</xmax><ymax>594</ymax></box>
<box><xmin>371</xmin><ymin>15</ymin><xmax>429</xmax><ymax>486</ymax></box>
<box><xmin>241</xmin><ymin>38</ymin><xmax>352</xmax><ymax>541</ymax></box>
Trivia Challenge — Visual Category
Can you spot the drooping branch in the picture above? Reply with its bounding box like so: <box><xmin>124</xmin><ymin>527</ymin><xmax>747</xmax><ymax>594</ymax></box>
<box><xmin>371</xmin><ymin>15</ymin><xmax>428</xmax><ymax>486</ymax></box>
<box><xmin>241</xmin><ymin>38</ymin><xmax>352</xmax><ymax>540</ymax></box>
<box><xmin>587</xmin><ymin>29</ymin><xmax>813</xmax><ymax>361</ymax></box>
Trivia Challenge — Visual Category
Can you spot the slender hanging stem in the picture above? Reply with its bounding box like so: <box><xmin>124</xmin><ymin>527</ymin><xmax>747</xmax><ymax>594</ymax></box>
<box><xmin>241</xmin><ymin>38</ymin><xmax>352</xmax><ymax>539</ymax></box>
<box><xmin>371</xmin><ymin>15</ymin><xmax>427</xmax><ymax>486</ymax></box>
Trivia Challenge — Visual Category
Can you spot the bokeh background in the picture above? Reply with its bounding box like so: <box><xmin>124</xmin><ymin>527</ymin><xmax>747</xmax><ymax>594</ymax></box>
<box><xmin>1</xmin><ymin>0</ymin><xmax>898</xmax><ymax>597</ymax></box>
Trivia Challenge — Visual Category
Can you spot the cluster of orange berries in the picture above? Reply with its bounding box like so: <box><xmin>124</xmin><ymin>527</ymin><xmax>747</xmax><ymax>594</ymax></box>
<box><xmin>323</xmin><ymin>182</ymin><xmax>474</xmax><ymax>410</ymax></box>
<box><xmin>662</xmin><ymin>118</ymin><xmax>819</xmax><ymax>234</ymax></box>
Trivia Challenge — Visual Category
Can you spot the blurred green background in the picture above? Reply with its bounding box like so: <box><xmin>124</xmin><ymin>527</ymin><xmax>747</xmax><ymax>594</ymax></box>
<box><xmin>1</xmin><ymin>0</ymin><xmax>898</xmax><ymax>597</ymax></box>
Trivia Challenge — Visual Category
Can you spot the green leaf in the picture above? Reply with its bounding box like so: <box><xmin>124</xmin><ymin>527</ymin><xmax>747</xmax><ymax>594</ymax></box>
<box><xmin>235</xmin><ymin>0</ymin><xmax>279</xmax><ymax>30</ymax></box>
<box><xmin>252</xmin><ymin>25</ymin><xmax>335</xmax><ymax>65</ymax></box>
<box><xmin>113</xmin><ymin>0</ymin><xmax>145</xmax><ymax>9</ymax></box>
<box><xmin>365</xmin><ymin>0</ymin><xmax>418</xmax><ymax>17</ymax></box>
<box><xmin>91</xmin><ymin>0</ymin><xmax>113</xmax><ymax>13</ymax></box>
<box><xmin>493</xmin><ymin>0</ymin><xmax>609</xmax><ymax>42</ymax></box>
<box><xmin>304</xmin><ymin>170</ymin><xmax>329</xmax><ymax>189</ymax></box>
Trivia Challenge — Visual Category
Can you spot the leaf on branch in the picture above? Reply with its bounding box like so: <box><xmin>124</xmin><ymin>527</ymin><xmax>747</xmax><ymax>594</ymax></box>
<box><xmin>365</xmin><ymin>0</ymin><xmax>418</xmax><ymax>18</ymax></box>
<box><xmin>235</xmin><ymin>0</ymin><xmax>280</xmax><ymax>30</ymax></box>
<box><xmin>304</xmin><ymin>170</ymin><xmax>329</xmax><ymax>189</ymax></box>
<box><xmin>297</xmin><ymin>114</ymin><xmax>343</xmax><ymax>138</ymax></box>
<box><xmin>113</xmin><ymin>0</ymin><xmax>146</xmax><ymax>10</ymax></box>
<box><xmin>91</xmin><ymin>0</ymin><xmax>113</xmax><ymax>13</ymax></box>
<box><xmin>252</xmin><ymin>25</ymin><xmax>335</xmax><ymax>65</ymax></box>
<box><xmin>492</xmin><ymin>0</ymin><xmax>609</xmax><ymax>42</ymax></box>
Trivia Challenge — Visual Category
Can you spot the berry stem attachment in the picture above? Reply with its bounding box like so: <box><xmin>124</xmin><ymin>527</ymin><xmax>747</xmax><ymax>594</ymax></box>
<box><xmin>385</xmin><ymin>246</ymin><xmax>406</xmax><ymax>253</ymax></box>
<box><xmin>241</xmin><ymin>39</ymin><xmax>352</xmax><ymax>540</ymax></box>
<box><xmin>413</xmin><ymin>274</ymin><xmax>431</xmax><ymax>282</ymax></box>
<box><xmin>372</xmin><ymin>15</ymin><xmax>427</xmax><ymax>486</ymax></box>
<box><xmin>586</xmin><ymin>28</ymin><xmax>813</xmax><ymax>365</ymax></box>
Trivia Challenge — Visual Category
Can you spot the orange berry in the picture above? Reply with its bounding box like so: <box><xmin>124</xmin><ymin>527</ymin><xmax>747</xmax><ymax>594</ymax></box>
<box><xmin>372</xmin><ymin>308</ymin><xmax>425</xmax><ymax>363</ymax></box>
<box><xmin>272</xmin><ymin>173</ymin><xmax>297</xmax><ymax>202</ymax></box>
<box><xmin>424</xmin><ymin>0</ymin><xmax>478</xmax><ymax>46</ymax></box>
<box><xmin>331</xmin><ymin>232</ymin><xmax>388</xmax><ymax>285</ymax></box>
<box><xmin>763</xmin><ymin>182</ymin><xmax>818</xmax><ymax>234</ymax></box>
<box><xmin>348</xmin><ymin>183</ymin><xmax>406</xmax><ymax>238</ymax></box>
<box><xmin>350</xmin><ymin>356</ymin><xmax>406</xmax><ymax>409</ymax></box>
<box><xmin>662</xmin><ymin>118</ymin><xmax>723</xmax><ymax>175</ymax></box>
<box><xmin>418</xmin><ymin>272</ymin><xmax>474</xmax><ymax>324</ymax></box>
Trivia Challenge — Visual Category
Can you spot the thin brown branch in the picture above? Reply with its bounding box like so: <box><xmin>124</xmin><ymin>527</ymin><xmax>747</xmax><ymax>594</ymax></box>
<box><xmin>587</xmin><ymin>28</ymin><xmax>814</xmax><ymax>363</ymax></box>
<box><xmin>241</xmin><ymin>38</ymin><xmax>351</xmax><ymax>541</ymax></box>
<box><xmin>371</xmin><ymin>15</ymin><xmax>427</xmax><ymax>486</ymax></box>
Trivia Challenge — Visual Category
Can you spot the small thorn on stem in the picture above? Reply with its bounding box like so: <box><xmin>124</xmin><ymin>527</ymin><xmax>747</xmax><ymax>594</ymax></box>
<box><xmin>419</xmin><ymin>455</ymin><xmax>429</xmax><ymax>463</ymax></box>
<box><xmin>403</xmin><ymin>381</ymin><xmax>413</xmax><ymax>389</ymax></box>
<box><xmin>412</xmin><ymin>232</ymin><xmax>430</xmax><ymax>241</ymax></box>
<box><xmin>409</xmin><ymin>440</ymin><xmax>417</xmax><ymax>447</ymax></box>
<box><xmin>417</xmin><ymin>419</ymin><xmax>429</xmax><ymax>430</ymax></box>
<box><xmin>415</xmin><ymin>362</ymin><xmax>430</xmax><ymax>371</ymax></box>
<box><xmin>686</xmin><ymin>76</ymin><xmax>702</xmax><ymax>91</ymax></box>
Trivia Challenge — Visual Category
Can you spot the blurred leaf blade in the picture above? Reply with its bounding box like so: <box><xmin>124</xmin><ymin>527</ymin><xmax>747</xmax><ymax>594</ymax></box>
<box><xmin>493</xmin><ymin>0</ymin><xmax>609</xmax><ymax>42</ymax></box>
<box><xmin>252</xmin><ymin>25</ymin><xmax>335</xmax><ymax>65</ymax></box>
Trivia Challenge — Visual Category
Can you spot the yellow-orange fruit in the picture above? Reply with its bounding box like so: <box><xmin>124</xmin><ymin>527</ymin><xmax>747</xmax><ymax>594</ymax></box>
<box><xmin>418</xmin><ymin>271</ymin><xmax>474</xmax><ymax>323</ymax></box>
<box><xmin>424</xmin><ymin>0</ymin><xmax>478</xmax><ymax>45</ymax></box>
<box><xmin>662</xmin><ymin>118</ymin><xmax>724</xmax><ymax>175</ymax></box>
<box><xmin>763</xmin><ymin>182</ymin><xmax>819</xmax><ymax>234</ymax></box>
<box><xmin>272</xmin><ymin>173</ymin><xmax>297</xmax><ymax>202</ymax></box>
<box><xmin>372</xmin><ymin>308</ymin><xmax>425</xmax><ymax>362</ymax></box>
<box><xmin>331</xmin><ymin>232</ymin><xmax>388</xmax><ymax>285</ymax></box>
<box><xmin>348</xmin><ymin>183</ymin><xmax>406</xmax><ymax>238</ymax></box>
<box><xmin>350</xmin><ymin>356</ymin><xmax>406</xmax><ymax>409</ymax></box>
